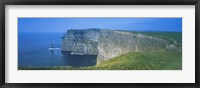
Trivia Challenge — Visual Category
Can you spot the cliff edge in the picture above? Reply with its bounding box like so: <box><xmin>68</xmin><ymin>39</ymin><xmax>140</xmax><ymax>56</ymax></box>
<box><xmin>61</xmin><ymin>29</ymin><xmax>180</xmax><ymax>64</ymax></box>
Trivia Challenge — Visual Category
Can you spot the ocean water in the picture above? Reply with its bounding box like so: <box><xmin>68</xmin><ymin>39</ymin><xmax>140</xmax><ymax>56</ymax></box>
<box><xmin>18</xmin><ymin>32</ymin><xmax>97</xmax><ymax>67</ymax></box>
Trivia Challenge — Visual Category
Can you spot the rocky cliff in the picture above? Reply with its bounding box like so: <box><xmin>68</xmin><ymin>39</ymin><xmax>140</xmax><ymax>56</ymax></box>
<box><xmin>61</xmin><ymin>29</ymin><xmax>180</xmax><ymax>64</ymax></box>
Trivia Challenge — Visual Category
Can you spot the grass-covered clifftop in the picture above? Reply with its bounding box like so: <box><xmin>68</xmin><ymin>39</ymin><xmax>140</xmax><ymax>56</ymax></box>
<box><xmin>90</xmin><ymin>52</ymin><xmax>182</xmax><ymax>70</ymax></box>
<box><xmin>19</xmin><ymin>51</ymin><xmax>181</xmax><ymax>70</ymax></box>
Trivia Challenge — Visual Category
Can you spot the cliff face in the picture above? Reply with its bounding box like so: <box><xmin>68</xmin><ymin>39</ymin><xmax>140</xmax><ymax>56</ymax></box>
<box><xmin>62</xmin><ymin>29</ymin><xmax>100</xmax><ymax>55</ymax></box>
<box><xmin>61</xmin><ymin>29</ymin><xmax>179</xmax><ymax>64</ymax></box>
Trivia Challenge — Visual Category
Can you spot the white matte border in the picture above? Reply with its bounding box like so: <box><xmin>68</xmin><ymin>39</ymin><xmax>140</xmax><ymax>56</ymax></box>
<box><xmin>5</xmin><ymin>5</ymin><xmax>195</xmax><ymax>83</ymax></box>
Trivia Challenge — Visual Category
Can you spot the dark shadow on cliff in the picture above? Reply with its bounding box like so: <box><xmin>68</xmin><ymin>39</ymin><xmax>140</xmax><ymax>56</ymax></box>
<box><xmin>61</xmin><ymin>51</ymin><xmax>97</xmax><ymax>67</ymax></box>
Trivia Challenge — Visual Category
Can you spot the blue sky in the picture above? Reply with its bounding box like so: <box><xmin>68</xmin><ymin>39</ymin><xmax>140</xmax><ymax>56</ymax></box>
<box><xmin>18</xmin><ymin>18</ymin><xmax>182</xmax><ymax>33</ymax></box>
